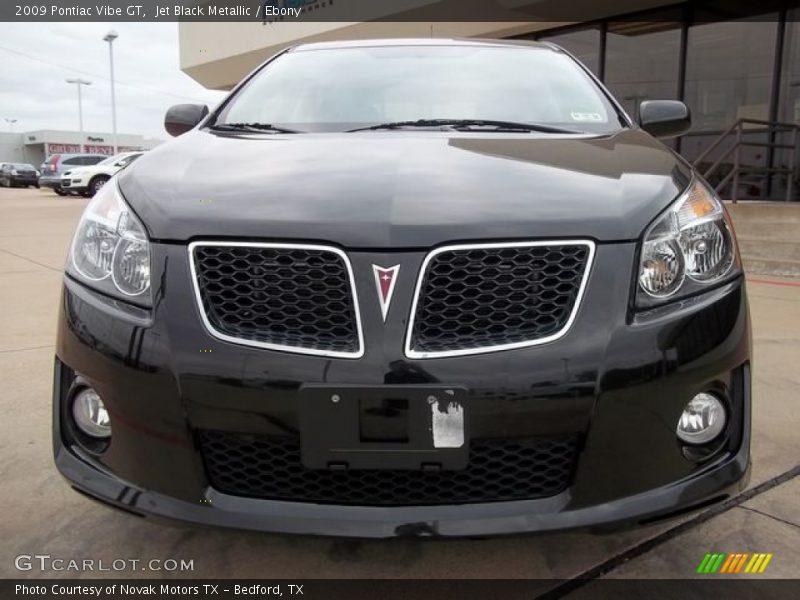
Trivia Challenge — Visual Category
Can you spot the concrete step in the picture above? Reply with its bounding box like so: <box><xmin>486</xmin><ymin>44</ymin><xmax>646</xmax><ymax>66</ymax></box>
<box><xmin>726</xmin><ymin>201</ymin><xmax>800</xmax><ymax>223</ymax></box>
<box><xmin>722</xmin><ymin>202</ymin><xmax>800</xmax><ymax>277</ymax></box>
<box><xmin>738</xmin><ymin>238</ymin><xmax>800</xmax><ymax>262</ymax></box>
<box><xmin>729</xmin><ymin>219</ymin><xmax>800</xmax><ymax>240</ymax></box>
<box><xmin>743</xmin><ymin>257</ymin><xmax>800</xmax><ymax>278</ymax></box>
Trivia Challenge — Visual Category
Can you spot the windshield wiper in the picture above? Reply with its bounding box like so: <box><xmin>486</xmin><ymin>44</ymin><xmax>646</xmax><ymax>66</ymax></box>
<box><xmin>210</xmin><ymin>122</ymin><xmax>300</xmax><ymax>134</ymax></box>
<box><xmin>346</xmin><ymin>119</ymin><xmax>581</xmax><ymax>134</ymax></box>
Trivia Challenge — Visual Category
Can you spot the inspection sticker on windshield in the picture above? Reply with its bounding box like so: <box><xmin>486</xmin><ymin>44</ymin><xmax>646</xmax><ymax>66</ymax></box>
<box><xmin>570</xmin><ymin>112</ymin><xmax>604</xmax><ymax>122</ymax></box>
<box><xmin>430</xmin><ymin>394</ymin><xmax>465</xmax><ymax>448</ymax></box>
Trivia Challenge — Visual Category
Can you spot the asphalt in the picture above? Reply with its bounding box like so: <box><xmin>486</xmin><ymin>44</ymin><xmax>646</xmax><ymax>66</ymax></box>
<box><xmin>0</xmin><ymin>187</ymin><xmax>797</xmax><ymax>583</ymax></box>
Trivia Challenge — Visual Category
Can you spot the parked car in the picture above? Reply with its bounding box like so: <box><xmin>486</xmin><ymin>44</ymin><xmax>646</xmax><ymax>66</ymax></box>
<box><xmin>39</xmin><ymin>153</ymin><xmax>106</xmax><ymax>195</ymax></box>
<box><xmin>0</xmin><ymin>162</ymin><xmax>39</xmax><ymax>188</ymax></box>
<box><xmin>55</xmin><ymin>39</ymin><xmax>750</xmax><ymax>538</ymax></box>
<box><xmin>61</xmin><ymin>151</ymin><xmax>144</xmax><ymax>197</ymax></box>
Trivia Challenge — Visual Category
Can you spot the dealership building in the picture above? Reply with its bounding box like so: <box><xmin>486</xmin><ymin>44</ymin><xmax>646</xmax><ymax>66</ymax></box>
<box><xmin>0</xmin><ymin>130</ymin><xmax>160</xmax><ymax>167</ymax></box>
<box><xmin>180</xmin><ymin>0</ymin><xmax>800</xmax><ymax>201</ymax></box>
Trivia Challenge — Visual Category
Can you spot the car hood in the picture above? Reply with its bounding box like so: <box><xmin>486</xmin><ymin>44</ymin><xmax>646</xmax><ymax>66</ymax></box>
<box><xmin>119</xmin><ymin>129</ymin><xmax>691</xmax><ymax>247</ymax></box>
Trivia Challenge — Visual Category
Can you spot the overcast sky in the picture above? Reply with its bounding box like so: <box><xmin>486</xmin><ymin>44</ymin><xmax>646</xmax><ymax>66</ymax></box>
<box><xmin>0</xmin><ymin>23</ymin><xmax>226</xmax><ymax>140</ymax></box>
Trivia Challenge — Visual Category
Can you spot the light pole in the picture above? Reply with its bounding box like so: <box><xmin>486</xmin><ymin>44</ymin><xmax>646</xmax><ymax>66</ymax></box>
<box><xmin>66</xmin><ymin>78</ymin><xmax>91</xmax><ymax>151</ymax></box>
<box><xmin>103</xmin><ymin>30</ymin><xmax>118</xmax><ymax>154</ymax></box>
<box><xmin>4</xmin><ymin>118</ymin><xmax>17</xmax><ymax>132</ymax></box>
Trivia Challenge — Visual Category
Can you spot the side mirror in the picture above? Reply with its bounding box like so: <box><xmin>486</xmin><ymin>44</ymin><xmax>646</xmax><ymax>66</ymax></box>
<box><xmin>164</xmin><ymin>103</ymin><xmax>209</xmax><ymax>137</ymax></box>
<box><xmin>639</xmin><ymin>100</ymin><xmax>691</xmax><ymax>139</ymax></box>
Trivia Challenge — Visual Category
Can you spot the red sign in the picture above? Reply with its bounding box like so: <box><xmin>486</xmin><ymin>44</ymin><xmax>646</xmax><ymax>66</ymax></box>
<box><xmin>46</xmin><ymin>143</ymin><xmax>81</xmax><ymax>154</ymax></box>
<box><xmin>84</xmin><ymin>145</ymin><xmax>114</xmax><ymax>155</ymax></box>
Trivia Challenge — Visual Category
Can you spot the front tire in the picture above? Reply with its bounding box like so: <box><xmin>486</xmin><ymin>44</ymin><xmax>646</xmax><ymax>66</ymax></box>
<box><xmin>88</xmin><ymin>176</ymin><xmax>109</xmax><ymax>197</ymax></box>
<box><xmin>54</xmin><ymin>187</ymin><xmax>67</xmax><ymax>196</ymax></box>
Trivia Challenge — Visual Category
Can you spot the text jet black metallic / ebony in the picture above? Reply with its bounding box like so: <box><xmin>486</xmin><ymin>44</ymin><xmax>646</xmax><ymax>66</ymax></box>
<box><xmin>53</xmin><ymin>39</ymin><xmax>752</xmax><ymax>538</ymax></box>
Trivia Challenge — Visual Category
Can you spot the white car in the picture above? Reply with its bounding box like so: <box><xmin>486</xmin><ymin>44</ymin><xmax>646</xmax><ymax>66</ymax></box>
<box><xmin>61</xmin><ymin>151</ymin><xmax>144</xmax><ymax>197</ymax></box>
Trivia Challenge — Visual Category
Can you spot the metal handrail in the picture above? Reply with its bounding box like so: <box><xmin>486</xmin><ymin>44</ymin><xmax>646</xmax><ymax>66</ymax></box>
<box><xmin>692</xmin><ymin>118</ymin><xmax>800</xmax><ymax>203</ymax></box>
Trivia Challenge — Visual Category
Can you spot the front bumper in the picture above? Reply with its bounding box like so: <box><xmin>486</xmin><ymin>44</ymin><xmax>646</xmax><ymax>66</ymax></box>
<box><xmin>53</xmin><ymin>241</ymin><xmax>752</xmax><ymax>537</ymax></box>
<box><xmin>61</xmin><ymin>178</ymin><xmax>87</xmax><ymax>192</ymax></box>
<box><xmin>7</xmin><ymin>175</ymin><xmax>38</xmax><ymax>186</ymax></box>
<box><xmin>38</xmin><ymin>176</ymin><xmax>62</xmax><ymax>189</ymax></box>
<box><xmin>54</xmin><ymin>419</ymin><xmax>750</xmax><ymax>537</ymax></box>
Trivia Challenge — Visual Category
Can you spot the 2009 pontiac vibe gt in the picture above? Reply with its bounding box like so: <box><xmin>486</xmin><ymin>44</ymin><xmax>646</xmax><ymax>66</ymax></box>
<box><xmin>54</xmin><ymin>39</ymin><xmax>751</xmax><ymax>537</ymax></box>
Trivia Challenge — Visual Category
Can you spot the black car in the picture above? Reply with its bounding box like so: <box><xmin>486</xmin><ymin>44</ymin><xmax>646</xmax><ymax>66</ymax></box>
<box><xmin>0</xmin><ymin>162</ymin><xmax>39</xmax><ymax>188</ymax></box>
<box><xmin>54</xmin><ymin>39</ymin><xmax>751</xmax><ymax>538</ymax></box>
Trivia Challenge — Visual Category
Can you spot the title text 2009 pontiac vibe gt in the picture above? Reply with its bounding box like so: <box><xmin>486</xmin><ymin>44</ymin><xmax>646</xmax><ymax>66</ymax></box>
<box><xmin>54</xmin><ymin>39</ymin><xmax>751</xmax><ymax>537</ymax></box>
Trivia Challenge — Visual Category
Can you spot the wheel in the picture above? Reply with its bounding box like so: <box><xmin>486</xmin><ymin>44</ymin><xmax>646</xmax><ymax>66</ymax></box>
<box><xmin>0</xmin><ymin>177</ymin><xmax>7</xmax><ymax>187</ymax></box>
<box><xmin>88</xmin><ymin>176</ymin><xmax>109</xmax><ymax>197</ymax></box>
<box><xmin>54</xmin><ymin>187</ymin><xmax>68</xmax><ymax>196</ymax></box>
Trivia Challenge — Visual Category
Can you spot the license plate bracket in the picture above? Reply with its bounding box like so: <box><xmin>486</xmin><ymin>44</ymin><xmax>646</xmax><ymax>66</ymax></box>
<box><xmin>299</xmin><ymin>385</ymin><xmax>468</xmax><ymax>470</ymax></box>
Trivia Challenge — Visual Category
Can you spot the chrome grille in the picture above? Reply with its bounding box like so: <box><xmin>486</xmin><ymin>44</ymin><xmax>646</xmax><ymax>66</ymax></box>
<box><xmin>189</xmin><ymin>242</ymin><xmax>363</xmax><ymax>358</ymax></box>
<box><xmin>406</xmin><ymin>241</ymin><xmax>594</xmax><ymax>358</ymax></box>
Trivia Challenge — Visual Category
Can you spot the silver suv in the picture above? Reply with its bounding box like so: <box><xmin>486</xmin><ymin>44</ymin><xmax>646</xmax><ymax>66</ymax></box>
<box><xmin>39</xmin><ymin>153</ymin><xmax>107</xmax><ymax>195</ymax></box>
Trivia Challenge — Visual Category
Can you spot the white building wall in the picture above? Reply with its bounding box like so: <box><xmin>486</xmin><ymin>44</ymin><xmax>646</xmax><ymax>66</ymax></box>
<box><xmin>1</xmin><ymin>131</ymin><xmax>159</xmax><ymax>168</ymax></box>
<box><xmin>0</xmin><ymin>133</ymin><xmax>28</xmax><ymax>163</ymax></box>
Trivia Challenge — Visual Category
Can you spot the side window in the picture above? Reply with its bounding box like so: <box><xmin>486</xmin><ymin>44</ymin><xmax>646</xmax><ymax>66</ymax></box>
<box><xmin>63</xmin><ymin>158</ymin><xmax>80</xmax><ymax>166</ymax></box>
<box><xmin>87</xmin><ymin>157</ymin><xmax>104</xmax><ymax>165</ymax></box>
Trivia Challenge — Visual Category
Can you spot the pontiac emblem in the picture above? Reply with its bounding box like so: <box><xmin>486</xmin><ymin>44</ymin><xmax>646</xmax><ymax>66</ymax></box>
<box><xmin>372</xmin><ymin>264</ymin><xmax>400</xmax><ymax>322</ymax></box>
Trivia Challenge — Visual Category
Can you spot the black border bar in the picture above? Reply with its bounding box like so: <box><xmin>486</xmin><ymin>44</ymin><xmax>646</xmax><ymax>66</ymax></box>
<box><xmin>3</xmin><ymin>0</ymin><xmax>800</xmax><ymax>23</ymax></box>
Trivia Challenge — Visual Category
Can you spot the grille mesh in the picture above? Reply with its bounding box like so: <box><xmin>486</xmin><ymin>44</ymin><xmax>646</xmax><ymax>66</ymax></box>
<box><xmin>410</xmin><ymin>244</ymin><xmax>591</xmax><ymax>354</ymax></box>
<box><xmin>200</xmin><ymin>431</ymin><xmax>579</xmax><ymax>506</ymax></box>
<box><xmin>192</xmin><ymin>245</ymin><xmax>360</xmax><ymax>354</ymax></box>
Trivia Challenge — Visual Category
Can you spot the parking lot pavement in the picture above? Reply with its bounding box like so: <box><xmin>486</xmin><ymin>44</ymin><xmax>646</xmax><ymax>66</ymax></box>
<box><xmin>0</xmin><ymin>187</ymin><xmax>797</xmax><ymax>582</ymax></box>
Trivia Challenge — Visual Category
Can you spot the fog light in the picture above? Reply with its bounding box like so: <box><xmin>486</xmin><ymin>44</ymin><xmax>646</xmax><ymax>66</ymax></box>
<box><xmin>676</xmin><ymin>393</ymin><xmax>726</xmax><ymax>445</ymax></box>
<box><xmin>72</xmin><ymin>388</ymin><xmax>111</xmax><ymax>439</ymax></box>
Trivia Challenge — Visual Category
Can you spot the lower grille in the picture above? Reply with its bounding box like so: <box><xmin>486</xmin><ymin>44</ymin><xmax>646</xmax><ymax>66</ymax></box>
<box><xmin>199</xmin><ymin>430</ymin><xmax>579</xmax><ymax>506</ymax></box>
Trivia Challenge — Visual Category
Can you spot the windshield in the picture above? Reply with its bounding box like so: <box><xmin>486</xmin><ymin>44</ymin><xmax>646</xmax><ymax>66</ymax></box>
<box><xmin>216</xmin><ymin>45</ymin><xmax>624</xmax><ymax>134</ymax></box>
<box><xmin>12</xmin><ymin>163</ymin><xmax>35</xmax><ymax>170</ymax></box>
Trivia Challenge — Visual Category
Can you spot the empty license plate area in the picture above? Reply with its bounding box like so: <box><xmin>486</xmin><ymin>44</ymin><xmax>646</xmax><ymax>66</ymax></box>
<box><xmin>299</xmin><ymin>385</ymin><xmax>468</xmax><ymax>470</ymax></box>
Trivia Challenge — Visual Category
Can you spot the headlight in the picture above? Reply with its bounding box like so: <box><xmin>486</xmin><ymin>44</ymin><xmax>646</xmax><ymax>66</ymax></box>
<box><xmin>11</xmin><ymin>169</ymin><xmax>17</xmax><ymax>175</ymax></box>
<box><xmin>637</xmin><ymin>179</ymin><xmax>739</xmax><ymax>306</ymax></box>
<box><xmin>68</xmin><ymin>180</ymin><xmax>151</xmax><ymax>305</ymax></box>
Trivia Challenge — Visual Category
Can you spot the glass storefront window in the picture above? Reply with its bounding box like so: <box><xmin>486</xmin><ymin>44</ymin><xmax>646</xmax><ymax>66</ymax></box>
<box><xmin>682</xmin><ymin>17</ymin><xmax>778</xmax><ymax>198</ymax></box>
<box><xmin>538</xmin><ymin>27</ymin><xmax>602</xmax><ymax>76</ymax></box>
<box><xmin>684</xmin><ymin>18</ymin><xmax>777</xmax><ymax>133</ymax></box>
<box><xmin>779</xmin><ymin>10</ymin><xmax>800</xmax><ymax>126</ymax></box>
<box><xmin>605</xmin><ymin>20</ymin><xmax>682</xmax><ymax>121</ymax></box>
<box><xmin>526</xmin><ymin>5</ymin><xmax>796</xmax><ymax>200</ymax></box>
<box><xmin>775</xmin><ymin>11</ymin><xmax>800</xmax><ymax>198</ymax></box>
